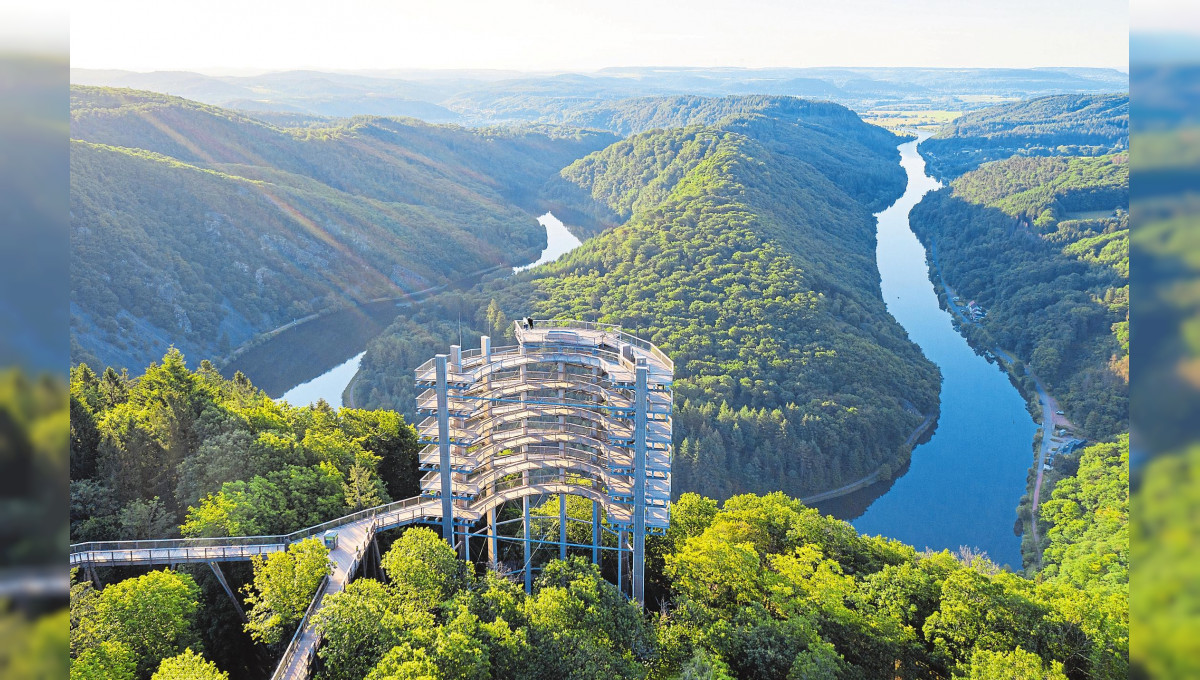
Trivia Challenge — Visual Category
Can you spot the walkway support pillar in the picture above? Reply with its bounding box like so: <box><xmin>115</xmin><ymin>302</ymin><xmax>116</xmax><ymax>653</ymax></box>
<box><xmin>617</xmin><ymin>528</ymin><xmax>624</xmax><ymax>596</ymax></box>
<box><xmin>487</xmin><ymin>503</ymin><xmax>498</xmax><ymax>565</ymax></box>
<box><xmin>208</xmin><ymin>562</ymin><xmax>247</xmax><ymax>622</ymax></box>
<box><xmin>523</xmin><ymin>496</ymin><xmax>532</xmax><ymax>594</ymax></box>
<box><xmin>435</xmin><ymin>354</ymin><xmax>454</xmax><ymax>545</ymax></box>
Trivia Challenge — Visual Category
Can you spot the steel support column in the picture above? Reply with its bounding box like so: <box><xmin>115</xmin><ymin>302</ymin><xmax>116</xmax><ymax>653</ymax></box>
<box><xmin>487</xmin><ymin>504</ymin><xmax>498</xmax><ymax>565</ymax></box>
<box><xmin>559</xmin><ymin>489</ymin><xmax>568</xmax><ymax>560</ymax></box>
<box><xmin>632</xmin><ymin>360</ymin><xmax>648</xmax><ymax>604</ymax></box>
<box><xmin>592</xmin><ymin>501</ymin><xmax>601</xmax><ymax>565</ymax></box>
<box><xmin>617</xmin><ymin>528</ymin><xmax>624</xmax><ymax>595</ymax></box>
<box><xmin>435</xmin><ymin>354</ymin><xmax>454</xmax><ymax>545</ymax></box>
<box><xmin>209</xmin><ymin>562</ymin><xmax>247</xmax><ymax>622</ymax></box>
<box><xmin>523</xmin><ymin>496</ymin><xmax>532</xmax><ymax>594</ymax></box>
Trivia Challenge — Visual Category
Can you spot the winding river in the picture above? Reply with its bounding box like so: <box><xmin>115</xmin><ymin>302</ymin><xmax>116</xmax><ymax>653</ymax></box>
<box><xmin>228</xmin><ymin>144</ymin><xmax>1035</xmax><ymax>567</ymax></box>
<box><xmin>815</xmin><ymin>134</ymin><xmax>1036</xmax><ymax>568</ymax></box>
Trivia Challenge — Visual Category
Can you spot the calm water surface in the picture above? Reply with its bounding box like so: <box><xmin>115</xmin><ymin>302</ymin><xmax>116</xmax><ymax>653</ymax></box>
<box><xmin>279</xmin><ymin>351</ymin><xmax>364</xmax><ymax>409</ymax></box>
<box><xmin>237</xmin><ymin>212</ymin><xmax>582</xmax><ymax>407</ymax></box>
<box><xmin>514</xmin><ymin>212</ymin><xmax>582</xmax><ymax>273</ymax></box>
<box><xmin>817</xmin><ymin>134</ymin><xmax>1036</xmax><ymax>568</ymax></box>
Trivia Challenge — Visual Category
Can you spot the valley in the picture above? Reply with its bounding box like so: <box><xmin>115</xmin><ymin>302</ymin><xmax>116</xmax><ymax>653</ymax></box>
<box><xmin>67</xmin><ymin>72</ymin><xmax>1131</xmax><ymax>680</ymax></box>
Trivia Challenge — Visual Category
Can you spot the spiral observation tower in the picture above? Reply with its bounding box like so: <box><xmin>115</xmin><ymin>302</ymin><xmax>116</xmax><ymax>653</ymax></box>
<box><xmin>414</xmin><ymin>319</ymin><xmax>673</xmax><ymax>603</ymax></box>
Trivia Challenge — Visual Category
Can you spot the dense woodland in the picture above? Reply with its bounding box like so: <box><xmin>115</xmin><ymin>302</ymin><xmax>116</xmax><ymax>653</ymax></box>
<box><xmin>70</xmin><ymin>87</ymin><xmax>615</xmax><ymax>372</ymax></box>
<box><xmin>919</xmin><ymin>94</ymin><xmax>1129</xmax><ymax>180</ymax></box>
<box><xmin>69</xmin><ymin>349</ymin><xmax>420</xmax><ymax>546</ymax></box>
<box><xmin>66</xmin><ymin>360</ymin><xmax>1129</xmax><ymax>680</ymax></box>
<box><xmin>353</xmin><ymin>98</ymin><xmax>942</xmax><ymax>500</ymax></box>
<box><xmin>910</xmin><ymin>154</ymin><xmax>1128</xmax><ymax>441</ymax></box>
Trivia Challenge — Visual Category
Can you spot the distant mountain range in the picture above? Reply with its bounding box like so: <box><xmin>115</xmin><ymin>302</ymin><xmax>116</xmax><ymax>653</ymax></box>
<box><xmin>71</xmin><ymin>66</ymin><xmax>1129</xmax><ymax>126</ymax></box>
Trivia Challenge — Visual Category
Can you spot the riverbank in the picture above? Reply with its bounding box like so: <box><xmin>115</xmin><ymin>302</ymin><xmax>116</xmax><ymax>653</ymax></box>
<box><xmin>926</xmin><ymin>243</ymin><xmax>1078</xmax><ymax>569</ymax></box>
<box><xmin>218</xmin><ymin>263</ymin><xmax>508</xmax><ymax>370</ymax></box>
<box><xmin>342</xmin><ymin>367</ymin><xmax>362</xmax><ymax>409</ymax></box>
<box><xmin>803</xmin><ymin>410</ymin><xmax>935</xmax><ymax>505</ymax></box>
<box><xmin>238</xmin><ymin>212</ymin><xmax>585</xmax><ymax>407</ymax></box>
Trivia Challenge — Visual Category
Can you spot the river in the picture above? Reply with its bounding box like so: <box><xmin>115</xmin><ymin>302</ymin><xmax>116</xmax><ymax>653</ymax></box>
<box><xmin>514</xmin><ymin>212</ymin><xmax>583</xmax><ymax>273</ymax></box>
<box><xmin>814</xmin><ymin>133</ymin><xmax>1036</xmax><ymax>568</ymax></box>
<box><xmin>227</xmin><ymin>212</ymin><xmax>581</xmax><ymax>407</ymax></box>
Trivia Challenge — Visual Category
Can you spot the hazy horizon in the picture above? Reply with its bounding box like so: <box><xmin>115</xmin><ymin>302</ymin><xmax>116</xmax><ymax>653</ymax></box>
<box><xmin>69</xmin><ymin>63</ymin><xmax>1134</xmax><ymax>80</ymax></box>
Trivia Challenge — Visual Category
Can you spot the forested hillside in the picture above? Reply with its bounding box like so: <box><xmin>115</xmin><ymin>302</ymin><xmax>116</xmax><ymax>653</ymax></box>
<box><xmin>67</xmin><ymin>352</ymin><xmax>1126</xmax><ymax>680</ymax></box>
<box><xmin>919</xmin><ymin>94</ymin><xmax>1129</xmax><ymax>180</ymax></box>
<box><xmin>910</xmin><ymin>154</ymin><xmax>1128</xmax><ymax>440</ymax></box>
<box><xmin>69</xmin><ymin>500</ymin><xmax>1130</xmax><ymax>680</ymax></box>
<box><xmin>69</xmin><ymin>87</ymin><xmax>615</xmax><ymax>372</ymax></box>
<box><xmin>1039</xmin><ymin>437</ymin><xmax>1128</xmax><ymax>596</ymax></box>
<box><xmin>353</xmin><ymin>97</ymin><xmax>942</xmax><ymax>501</ymax></box>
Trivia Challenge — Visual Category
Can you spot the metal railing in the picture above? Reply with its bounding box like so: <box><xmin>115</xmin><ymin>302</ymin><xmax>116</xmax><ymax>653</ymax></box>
<box><xmin>517</xmin><ymin>319</ymin><xmax>674</xmax><ymax>372</ymax></box>
<box><xmin>69</xmin><ymin>496</ymin><xmax>432</xmax><ymax>565</ymax></box>
<box><xmin>270</xmin><ymin>574</ymin><xmax>331</xmax><ymax>680</ymax></box>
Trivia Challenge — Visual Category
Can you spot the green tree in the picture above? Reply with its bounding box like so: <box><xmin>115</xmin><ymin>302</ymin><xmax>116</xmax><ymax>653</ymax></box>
<box><xmin>315</xmin><ymin>579</ymin><xmax>428</xmax><ymax>680</ymax></box>
<box><xmin>666</xmin><ymin>533</ymin><xmax>764</xmax><ymax>611</ymax></box>
<box><xmin>787</xmin><ymin>640</ymin><xmax>842</xmax><ymax>680</ymax></box>
<box><xmin>180</xmin><ymin>492</ymin><xmax>260</xmax><ymax>538</ymax></box>
<box><xmin>117</xmin><ymin>496</ymin><xmax>176</xmax><ymax>539</ymax></box>
<box><xmin>344</xmin><ymin>462</ymin><xmax>387</xmax><ymax>511</ymax></box>
<box><xmin>150</xmin><ymin>649</ymin><xmax>229</xmax><ymax>680</ymax></box>
<box><xmin>71</xmin><ymin>640</ymin><xmax>136</xmax><ymax>680</ymax></box>
<box><xmin>680</xmin><ymin>648</ymin><xmax>734</xmax><ymax>680</ymax></box>
<box><xmin>366</xmin><ymin>643</ymin><xmax>441</xmax><ymax>680</ymax></box>
<box><xmin>525</xmin><ymin>557</ymin><xmax>651</xmax><ymax>680</ymax></box>
<box><xmin>382</xmin><ymin>527</ymin><xmax>469</xmax><ymax>610</ymax></box>
<box><xmin>77</xmin><ymin>570</ymin><xmax>201</xmax><ymax>676</ymax></box>
<box><xmin>243</xmin><ymin>538</ymin><xmax>331</xmax><ymax>644</ymax></box>
<box><xmin>962</xmin><ymin>647</ymin><xmax>1067</xmax><ymax>680</ymax></box>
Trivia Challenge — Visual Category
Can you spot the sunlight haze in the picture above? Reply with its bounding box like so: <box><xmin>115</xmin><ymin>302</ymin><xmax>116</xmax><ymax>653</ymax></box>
<box><xmin>71</xmin><ymin>0</ymin><xmax>1129</xmax><ymax>72</ymax></box>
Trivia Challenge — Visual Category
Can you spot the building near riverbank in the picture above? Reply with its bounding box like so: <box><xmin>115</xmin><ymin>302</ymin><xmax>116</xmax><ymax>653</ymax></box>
<box><xmin>415</xmin><ymin>319</ymin><xmax>673</xmax><ymax>604</ymax></box>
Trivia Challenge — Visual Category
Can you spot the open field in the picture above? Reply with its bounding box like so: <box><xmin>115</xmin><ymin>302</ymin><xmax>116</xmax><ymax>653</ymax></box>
<box><xmin>862</xmin><ymin>108</ymin><xmax>963</xmax><ymax>130</ymax></box>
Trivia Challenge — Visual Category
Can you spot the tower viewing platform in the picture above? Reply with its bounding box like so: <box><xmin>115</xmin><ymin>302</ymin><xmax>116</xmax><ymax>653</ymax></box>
<box><xmin>414</xmin><ymin>319</ymin><xmax>673</xmax><ymax>603</ymax></box>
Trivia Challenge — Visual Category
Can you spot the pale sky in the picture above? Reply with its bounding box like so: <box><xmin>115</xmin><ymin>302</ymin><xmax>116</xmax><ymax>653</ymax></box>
<box><xmin>1131</xmin><ymin>0</ymin><xmax>1200</xmax><ymax>32</ymax></box>
<box><xmin>69</xmin><ymin>0</ymin><xmax>1132</xmax><ymax>73</ymax></box>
